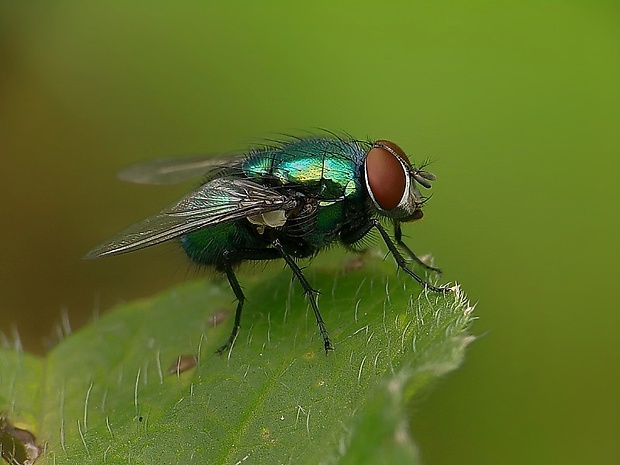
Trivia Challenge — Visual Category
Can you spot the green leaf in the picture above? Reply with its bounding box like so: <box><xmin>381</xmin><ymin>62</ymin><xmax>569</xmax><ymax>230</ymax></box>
<box><xmin>0</xmin><ymin>251</ymin><xmax>474</xmax><ymax>465</ymax></box>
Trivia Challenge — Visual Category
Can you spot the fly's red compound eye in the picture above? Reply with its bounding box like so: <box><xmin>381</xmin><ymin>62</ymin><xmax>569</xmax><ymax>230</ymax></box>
<box><xmin>365</xmin><ymin>140</ymin><xmax>409</xmax><ymax>211</ymax></box>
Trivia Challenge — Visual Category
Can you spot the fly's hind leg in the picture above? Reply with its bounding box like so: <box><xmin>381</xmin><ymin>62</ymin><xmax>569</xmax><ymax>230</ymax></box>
<box><xmin>216</xmin><ymin>263</ymin><xmax>245</xmax><ymax>355</ymax></box>
<box><xmin>216</xmin><ymin>248</ymin><xmax>281</xmax><ymax>354</ymax></box>
<box><xmin>272</xmin><ymin>239</ymin><xmax>334</xmax><ymax>354</ymax></box>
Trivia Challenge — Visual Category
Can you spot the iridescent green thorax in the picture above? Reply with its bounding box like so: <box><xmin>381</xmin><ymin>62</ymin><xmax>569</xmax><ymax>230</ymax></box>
<box><xmin>242</xmin><ymin>138</ymin><xmax>368</xmax><ymax>201</ymax></box>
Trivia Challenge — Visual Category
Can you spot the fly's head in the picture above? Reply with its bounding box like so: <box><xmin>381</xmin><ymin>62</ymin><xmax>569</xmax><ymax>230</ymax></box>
<box><xmin>364</xmin><ymin>139</ymin><xmax>436</xmax><ymax>223</ymax></box>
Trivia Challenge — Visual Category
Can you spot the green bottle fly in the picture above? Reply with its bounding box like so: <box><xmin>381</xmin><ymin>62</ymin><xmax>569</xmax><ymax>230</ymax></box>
<box><xmin>86</xmin><ymin>135</ymin><xmax>447</xmax><ymax>353</ymax></box>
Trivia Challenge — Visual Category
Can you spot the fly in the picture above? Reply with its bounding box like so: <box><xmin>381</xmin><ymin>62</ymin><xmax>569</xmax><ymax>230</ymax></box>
<box><xmin>85</xmin><ymin>135</ymin><xmax>449</xmax><ymax>354</ymax></box>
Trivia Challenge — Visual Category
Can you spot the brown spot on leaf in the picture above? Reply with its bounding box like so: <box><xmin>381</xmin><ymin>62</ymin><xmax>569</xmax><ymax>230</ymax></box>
<box><xmin>208</xmin><ymin>309</ymin><xmax>229</xmax><ymax>327</ymax></box>
<box><xmin>343</xmin><ymin>254</ymin><xmax>366</xmax><ymax>273</ymax></box>
<box><xmin>167</xmin><ymin>354</ymin><xmax>198</xmax><ymax>376</ymax></box>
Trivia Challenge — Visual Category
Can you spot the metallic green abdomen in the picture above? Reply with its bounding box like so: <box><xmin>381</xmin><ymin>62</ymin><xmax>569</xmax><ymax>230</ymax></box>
<box><xmin>180</xmin><ymin>222</ymin><xmax>264</xmax><ymax>268</ymax></box>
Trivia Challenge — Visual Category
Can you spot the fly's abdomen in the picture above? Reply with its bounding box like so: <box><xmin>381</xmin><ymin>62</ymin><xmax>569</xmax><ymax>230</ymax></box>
<box><xmin>180</xmin><ymin>222</ymin><xmax>261</xmax><ymax>267</ymax></box>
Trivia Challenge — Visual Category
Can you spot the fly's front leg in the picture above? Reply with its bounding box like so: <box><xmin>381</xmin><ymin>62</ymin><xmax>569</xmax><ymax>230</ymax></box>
<box><xmin>372</xmin><ymin>220</ymin><xmax>449</xmax><ymax>293</ymax></box>
<box><xmin>342</xmin><ymin>220</ymin><xmax>449</xmax><ymax>293</ymax></box>
<box><xmin>394</xmin><ymin>222</ymin><xmax>442</xmax><ymax>273</ymax></box>
<box><xmin>272</xmin><ymin>239</ymin><xmax>334</xmax><ymax>354</ymax></box>
<box><xmin>217</xmin><ymin>248</ymin><xmax>281</xmax><ymax>354</ymax></box>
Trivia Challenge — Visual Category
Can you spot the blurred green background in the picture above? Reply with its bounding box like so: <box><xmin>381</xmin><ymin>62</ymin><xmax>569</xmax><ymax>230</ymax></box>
<box><xmin>1</xmin><ymin>2</ymin><xmax>618</xmax><ymax>464</ymax></box>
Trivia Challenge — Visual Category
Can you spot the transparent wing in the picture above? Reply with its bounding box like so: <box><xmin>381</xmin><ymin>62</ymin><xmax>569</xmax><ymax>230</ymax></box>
<box><xmin>117</xmin><ymin>154</ymin><xmax>241</xmax><ymax>185</ymax></box>
<box><xmin>84</xmin><ymin>178</ymin><xmax>296</xmax><ymax>258</ymax></box>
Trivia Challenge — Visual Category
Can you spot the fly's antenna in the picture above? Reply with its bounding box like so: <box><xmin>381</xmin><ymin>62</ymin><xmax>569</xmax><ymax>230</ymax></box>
<box><xmin>412</xmin><ymin>169</ymin><xmax>436</xmax><ymax>189</ymax></box>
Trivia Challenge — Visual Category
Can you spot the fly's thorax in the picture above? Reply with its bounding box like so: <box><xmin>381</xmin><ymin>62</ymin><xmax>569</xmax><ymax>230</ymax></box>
<box><xmin>241</xmin><ymin>138</ymin><xmax>366</xmax><ymax>201</ymax></box>
<box><xmin>364</xmin><ymin>140</ymin><xmax>436</xmax><ymax>222</ymax></box>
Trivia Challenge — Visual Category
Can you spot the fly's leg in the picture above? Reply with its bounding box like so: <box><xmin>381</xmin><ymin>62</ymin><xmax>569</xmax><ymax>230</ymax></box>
<box><xmin>394</xmin><ymin>222</ymin><xmax>442</xmax><ymax>273</ymax></box>
<box><xmin>272</xmin><ymin>239</ymin><xmax>334</xmax><ymax>354</ymax></box>
<box><xmin>342</xmin><ymin>220</ymin><xmax>449</xmax><ymax>293</ymax></box>
<box><xmin>217</xmin><ymin>248</ymin><xmax>281</xmax><ymax>355</ymax></box>
<box><xmin>372</xmin><ymin>220</ymin><xmax>449</xmax><ymax>293</ymax></box>
<box><xmin>217</xmin><ymin>263</ymin><xmax>244</xmax><ymax>355</ymax></box>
